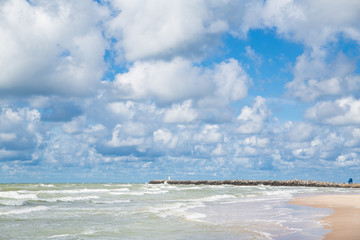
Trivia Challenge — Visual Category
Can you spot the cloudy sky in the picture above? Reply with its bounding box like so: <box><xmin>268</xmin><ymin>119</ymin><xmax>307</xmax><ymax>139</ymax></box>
<box><xmin>1</xmin><ymin>0</ymin><xmax>360</xmax><ymax>183</ymax></box>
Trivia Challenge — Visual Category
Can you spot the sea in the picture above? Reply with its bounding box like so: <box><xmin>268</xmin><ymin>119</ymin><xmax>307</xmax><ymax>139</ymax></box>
<box><xmin>1</xmin><ymin>183</ymin><xmax>359</xmax><ymax>240</ymax></box>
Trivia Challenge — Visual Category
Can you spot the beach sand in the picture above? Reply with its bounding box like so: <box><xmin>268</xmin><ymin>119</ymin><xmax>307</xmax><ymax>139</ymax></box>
<box><xmin>291</xmin><ymin>195</ymin><xmax>360</xmax><ymax>240</ymax></box>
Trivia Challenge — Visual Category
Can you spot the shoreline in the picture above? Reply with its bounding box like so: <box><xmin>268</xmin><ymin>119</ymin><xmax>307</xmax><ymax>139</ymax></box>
<box><xmin>290</xmin><ymin>195</ymin><xmax>360</xmax><ymax>240</ymax></box>
<box><xmin>149</xmin><ymin>180</ymin><xmax>360</xmax><ymax>188</ymax></box>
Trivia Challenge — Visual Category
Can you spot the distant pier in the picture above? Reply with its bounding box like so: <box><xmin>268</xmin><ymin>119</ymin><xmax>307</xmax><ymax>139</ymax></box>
<box><xmin>149</xmin><ymin>180</ymin><xmax>360</xmax><ymax>188</ymax></box>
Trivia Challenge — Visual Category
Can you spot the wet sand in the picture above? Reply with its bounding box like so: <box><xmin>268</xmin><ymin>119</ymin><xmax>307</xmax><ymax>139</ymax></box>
<box><xmin>291</xmin><ymin>195</ymin><xmax>360</xmax><ymax>240</ymax></box>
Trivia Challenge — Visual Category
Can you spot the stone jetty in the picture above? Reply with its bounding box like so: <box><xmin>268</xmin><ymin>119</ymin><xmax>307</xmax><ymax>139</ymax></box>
<box><xmin>149</xmin><ymin>180</ymin><xmax>360</xmax><ymax>188</ymax></box>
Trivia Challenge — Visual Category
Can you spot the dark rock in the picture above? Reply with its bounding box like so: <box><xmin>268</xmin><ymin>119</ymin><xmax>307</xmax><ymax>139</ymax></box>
<box><xmin>148</xmin><ymin>180</ymin><xmax>360</xmax><ymax>188</ymax></box>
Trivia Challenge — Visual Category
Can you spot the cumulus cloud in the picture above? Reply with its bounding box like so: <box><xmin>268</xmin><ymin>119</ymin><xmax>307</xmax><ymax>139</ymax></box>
<box><xmin>107</xmin><ymin>124</ymin><xmax>146</xmax><ymax>148</ymax></box>
<box><xmin>0</xmin><ymin>106</ymin><xmax>41</xmax><ymax>161</ymax></box>
<box><xmin>241</xmin><ymin>136</ymin><xmax>269</xmax><ymax>148</ymax></box>
<box><xmin>240</xmin><ymin>0</ymin><xmax>360</xmax><ymax>103</ymax></box>
<box><xmin>285</xmin><ymin>122</ymin><xmax>316</xmax><ymax>142</ymax></box>
<box><xmin>113</xmin><ymin>58</ymin><xmax>250</xmax><ymax>105</ymax></box>
<box><xmin>242</xmin><ymin>0</ymin><xmax>360</xmax><ymax>47</ymax></box>
<box><xmin>343</xmin><ymin>127</ymin><xmax>360</xmax><ymax>147</ymax></box>
<box><xmin>153</xmin><ymin>129</ymin><xmax>178</xmax><ymax>149</ymax></box>
<box><xmin>106</xmin><ymin>101</ymin><xmax>137</xmax><ymax>121</ymax></box>
<box><xmin>305</xmin><ymin>97</ymin><xmax>360</xmax><ymax>125</ymax></box>
<box><xmin>163</xmin><ymin>100</ymin><xmax>198</xmax><ymax>123</ymax></box>
<box><xmin>286</xmin><ymin>50</ymin><xmax>360</xmax><ymax>102</ymax></box>
<box><xmin>213</xmin><ymin>59</ymin><xmax>251</xmax><ymax>101</ymax></box>
<box><xmin>194</xmin><ymin>124</ymin><xmax>223</xmax><ymax>144</ymax></box>
<box><xmin>62</xmin><ymin>116</ymin><xmax>86</xmax><ymax>134</ymax></box>
<box><xmin>335</xmin><ymin>153</ymin><xmax>360</xmax><ymax>167</ymax></box>
<box><xmin>113</xmin><ymin>58</ymin><xmax>213</xmax><ymax>103</ymax></box>
<box><xmin>2</xmin><ymin>0</ymin><xmax>360</xmax><ymax>182</ymax></box>
<box><xmin>0</xmin><ymin>0</ymin><xmax>108</xmax><ymax>96</ymax></box>
<box><xmin>237</xmin><ymin>96</ymin><xmax>270</xmax><ymax>134</ymax></box>
<box><xmin>107</xmin><ymin>0</ymin><xmax>229</xmax><ymax>61</ymax></box>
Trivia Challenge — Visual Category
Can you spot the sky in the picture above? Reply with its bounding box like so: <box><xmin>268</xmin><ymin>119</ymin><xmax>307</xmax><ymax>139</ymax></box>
<box><xmin>1</xmin><ymin>0</ymin><xmax>360</xmax><ymax>183</ymax></box>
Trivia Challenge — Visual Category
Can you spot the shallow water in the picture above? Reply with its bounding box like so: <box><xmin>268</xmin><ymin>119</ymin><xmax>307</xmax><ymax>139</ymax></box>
<box><xmin>1</xmin><ymin>183</ymin><xmax>358</xmax><ymax>239</ymax></box>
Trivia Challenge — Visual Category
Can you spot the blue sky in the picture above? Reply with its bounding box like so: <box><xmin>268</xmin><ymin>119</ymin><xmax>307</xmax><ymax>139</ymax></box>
<box><xmin>1</xmin><ymin>0</ymin><xmax>360</xmax><ymax>183</ymax></box>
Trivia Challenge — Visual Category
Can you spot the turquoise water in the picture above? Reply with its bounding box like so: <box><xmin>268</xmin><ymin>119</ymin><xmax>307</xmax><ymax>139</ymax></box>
<box><xmin>1</xmin><ymin>183</ymin><xmax>358</xmax><ymax>239</ymax></box>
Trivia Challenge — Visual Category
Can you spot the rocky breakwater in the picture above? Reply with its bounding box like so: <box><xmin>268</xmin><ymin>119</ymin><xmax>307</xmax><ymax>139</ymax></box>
<box><xmin>149</xmin><ymin>180</ymin><xmax>360</xmax><ymax>188</ymax></box>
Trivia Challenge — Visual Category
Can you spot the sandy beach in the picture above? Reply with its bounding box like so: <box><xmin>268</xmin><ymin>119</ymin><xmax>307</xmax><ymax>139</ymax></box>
<box><xmin>291</xmin><ymin>195</ymin><xmax>360</xmax><ymax>240</ymax></box>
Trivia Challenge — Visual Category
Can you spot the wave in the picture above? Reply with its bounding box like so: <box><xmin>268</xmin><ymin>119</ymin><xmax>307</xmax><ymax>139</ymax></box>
<box><xmin>196</xmin><ymin>194</ymin><xmax>237</xmax><ymax>202</ymax></box>
<box><xmin>49</xmin><ymin>234</ymin><xmax>72</xmax><ymax>239</ymax></box>
<box><xmin>91</xmin><ymin>199</ymin><xmax>131</xmax><ymax>204</ymax></box>
<box><xmin>0</xmin><ymin>191</ymin><xmax>38</xmax><ymax>200</ymax></box>
<box><xmin>30</xmin><ymin>188</ymin><xmax>131</xmax><ymax>195</ymax></box>
<box><xmin>0</xmin><ymin>199</ymin><xmax>26</xmax><ymax>206</ymax></box>
<box><xmin>0</xmin><ymin>206</ymin><xmax>49</xmax><ymax>216</ymax></box>
<box><xmin>38</xmin><ymin>196</ymin><xmax>100</xmax><ymax>202</ymax></box>
<box><xmin>39</xmin><ymin>184</ymin><xmax>56</xmax><ymax>188</ymax></box>
<box><xmin>42</xmin><ymin>188</ymin><xmax>111</xmax><ymax>194</ymax></box>
<box><xmin>104</xmin><ymin>184</ymin><xmax>132</xmax><ymax>187</ymax></box>
<box><xmin>109</xmin><ymin>189</ymin><xmax>168</xmax><ymax>196</ymax></box>
<box><xmin>147</xmin><ymin>201</ymin><xmax>206</xmax><ymax>222</ymax></box>
<box><xmin>111</xmin><ymin>188</ymin><xmax>130</xmax><ymax>192</ymax></box>
<box><xmin>156</xmin><ymin>185</ymin><xmax>203</xmax><ymax>191</ymax></box>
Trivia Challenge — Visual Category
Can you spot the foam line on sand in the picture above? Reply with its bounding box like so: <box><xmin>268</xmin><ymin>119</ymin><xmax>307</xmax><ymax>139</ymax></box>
<box><xmin>290</xmin><ymin>195</ymin><xmax>360</xmax><ymax>240</ymax></box>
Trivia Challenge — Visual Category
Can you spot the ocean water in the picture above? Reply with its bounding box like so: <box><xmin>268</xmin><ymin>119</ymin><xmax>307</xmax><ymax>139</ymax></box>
<box><xmin>1</xmin><ymin>183</ymin><xmax>359</xmax><ymax>240</ymax></box>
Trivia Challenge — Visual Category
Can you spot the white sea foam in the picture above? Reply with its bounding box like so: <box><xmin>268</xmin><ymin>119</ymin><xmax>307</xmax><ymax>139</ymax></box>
<box><xmin>0</xmin><ymin>206</ymin><xmax>49</xmax><ymax>216</ymax></box>
<box><xmin>147</xmin><ymin>201</ymin><xmax>206</xmax><ymax>222</ymax></box>
<box><xmin>0</xmin><ymin>199</ymin><xmax>26</xmax><ymax>206</ymax></box>
<box><xmin>39</xmin><ymin>184</ymin><xmax>55</xmax><ymax>188</ymax></box>
<box><xmin>191</xmin><ymin>194</ymin><xmax>237</xmax><ymax>203</ymax></box>
<box><xmin>116</xmin><ymin>184</ymin><xmax>132</xmax><ymax>187</ymax></box>
<box><xmin>184</xmin><ymin>212</ymin><xmax>207</xmax><ymax>221</ymax></box>
<box><xmin>0</xmin><ymin>191</ymin><xmax>38</xmax><ymax>200</ymax></box>
<box><xmin>159</xmin><ymin>185</ymin><xmax>202</xmax><ymax>191</ymax></box>
<box><xmin>48</xmin><ymin>234</ymin><xmax>72</xmax><ymax>239</ymax></box>
<box><xmin>92</xmin><ymin>199</ymin><xmax>131</xmax><ymax>204</ymax></box>
<box><xmin>109</xmin><ymin>189</ymin><xmax>168</xmax><ymax>196</ymax></box>
<box><xmin>146</xmin><ymin>194</ymin><xmax>236</xmax><ymax>222</ymax></box>
<box><xmin>249</xmin><ymin>229</ymin><xmax>273</xmax><ymax>239</ymax></box>
<box><xmin>111</xmin><ymin>188</ymin><xmax>130</xmax><ymax>192</ymax></box>
<box><xmin>19</xmin><ymin>188</ymin><xmax>111</xmax><ymax>195</ymax></box>
<box><xmin>81</xmin><ymin>229</ymin><xmax>98</xmax><ymax>236</ymax></box>
<box><xmin>39</xmin><ymin>195</ymin><xmax>100</xmax><ymax>202</ymax></box>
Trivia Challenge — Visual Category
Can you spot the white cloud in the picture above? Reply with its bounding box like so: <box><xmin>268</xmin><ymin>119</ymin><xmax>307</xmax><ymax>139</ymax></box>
<box><xmin>211</xmin><ymin>144</ymin><xmax>226</xmax><ymax>156</ymax></box>
<box><xmin>213</xmin><ymin>59</ymin><xmax>250</xmax><ymax>101</ymax></box>
<box><xmin>107</xmin><ymin>0</ymin><xmax>228</xmax><ymax>61</ymax></box>
<box><xmin>107</xmin><ymin>101</ymin><xmax>136</xmax><ymax>120</ymax></box>
<box><xmin>0</xmin><ymin>0</ymin><xmax>108</xmax><ymax>96</ymax></box>
<box><xmin>2</xmin><ymin>0</ymin><xmax>360</xmax><ymax>181</ymax></box>
<box><xmin>113</xmin><ymin>58</ymin><xmax>213</xmax><ymax>103</ymax></box>
<box><xmin>241</xmin><ymin>0</ymin><xmax>360</xmax><ymax>103</ymax></box>
<box><xmin>305</xmin><ymin>97</ymin><xmax>360</xmax><ymax>125</ymax></box>
<box><xmin>286</xmin><ymin>50</ymin><xmax>360</xmax><ymax>101</ymax></box>
<box><xmin>107</xmin><ymin>124</ymin><xmax>145</xmax><ymax>147</ymax></box>
<box><xmin>0</xmin><ymin>106</ymin><xmax>41</xmax><ymax>161</ymax></box>
<box><xmin>237</xmin><ymin>96</ymin><xmax>270</xmax><ymax>134</ymax></box>
<box><xmin>113</xmin><ymin>58</ymin><xmax>250</xmax><ymax>105</ymax></box>
<box><xmin>194</xmin><ymin>124</ymin><xmax>223</xmax><ymax>144</ymax></box>
<box><xmin>285</xmin><ymin>122</ymin><xmax>316</xmax><ymax>142</ymax></box>
<box><xmin>0</xmin><ymin>133</ymin><xmax>17</xmax><ymax>142</ymax></box>
<box><xmin>243</xmin><ymin>0</ymin><xmax>360</xmax><ymax>47</ymax></box>
<box><xmin>153</xmin><ymin>129</ymin><xmax>178</xmax><ymax>149</ymax></box>
<box><xmin>62</xmin><ymin>116</ymin><xmax>86</xmax><ymax>134</ymax></box>
<box><xmin>242</xmin><ymin>136</ymin><xmax>269</xmax><ymax>148</ymax></box>
<box><xmin>343</xmin><ymin>127</ymin><xmax>360</xmax><ymax>147</ymax></box>
<box><xmin>163</xmin><ymin>100</ymin><xmax>198</xmax><ymax>123</ymax></box>
<box><xmin>335</xmin><ymin>153</ymin><xmax>360</xmax><ymax>167</ymax></box>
